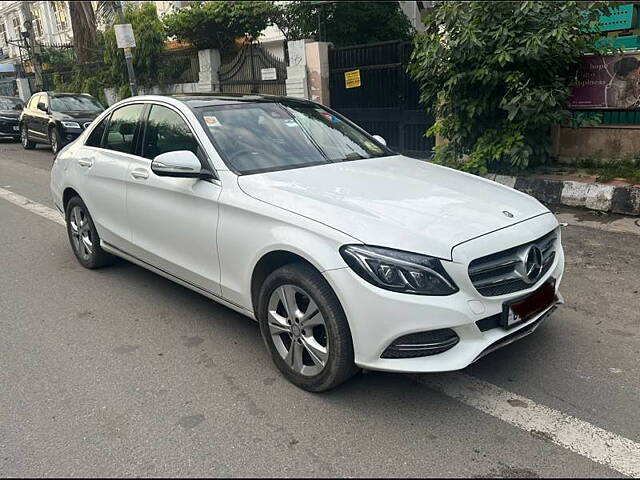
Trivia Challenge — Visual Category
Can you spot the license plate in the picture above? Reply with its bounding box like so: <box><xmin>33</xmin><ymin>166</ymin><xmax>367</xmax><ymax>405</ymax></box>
<box><xmin>12</xmin><ymin>126</ymin><xmax>18</xmax><ymax>131</ymax></box>
<box><xmin>501</xmin><ymin>280</ymin><xmax>556</xmax><ymax>329</ymax></box>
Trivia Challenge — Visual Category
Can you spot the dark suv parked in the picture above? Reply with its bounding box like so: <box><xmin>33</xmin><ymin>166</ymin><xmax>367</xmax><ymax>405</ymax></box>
<box><xmin>20</xmin><ymin>92</ymin><xmax>105</xmax><ymax>154</ymax></box>
<box><xmin>0</xmin><ymin>96</ymin><xmax>24</xmax><ymax>141</ymax></box>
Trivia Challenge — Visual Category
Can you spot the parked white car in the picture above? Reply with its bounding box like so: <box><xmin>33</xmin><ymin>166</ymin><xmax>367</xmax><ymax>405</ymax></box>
<box><xmin>50</xmin><ymin>94</ymin><xmax>564</xmax><ymax>391</ymax></box>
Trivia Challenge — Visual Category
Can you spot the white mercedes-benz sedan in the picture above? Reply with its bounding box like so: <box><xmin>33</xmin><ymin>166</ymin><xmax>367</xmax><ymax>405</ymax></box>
<box><xmin>51</xmin><ymin>94</ymin><xmax>564</xmax><ymax>391</ymax></box>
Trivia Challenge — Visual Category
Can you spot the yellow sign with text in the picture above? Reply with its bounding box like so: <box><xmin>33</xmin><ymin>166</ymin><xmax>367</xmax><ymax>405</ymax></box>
<box><xmin>344</xmin><ymin>69</ymin><xmax>361</xmax><ymax>89</ymax></box>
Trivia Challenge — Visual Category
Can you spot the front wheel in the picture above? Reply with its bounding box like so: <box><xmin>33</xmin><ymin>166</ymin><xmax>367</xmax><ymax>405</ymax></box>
<box><xmin>49</xmin><ymin>127</ymin><xmax>61</xmax><ymax>154</ymax></box>
<box><xmin>21</xmin><ymin>124</ymin><xmax>35</xmax><ymax>149</ymax></box>
<box><xmin>257</xmin><ymin>263</ymin><xmax>358</xmax><ymax>392</ymax></box>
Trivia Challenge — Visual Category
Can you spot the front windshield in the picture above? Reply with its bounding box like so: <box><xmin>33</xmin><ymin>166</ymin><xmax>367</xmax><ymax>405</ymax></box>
<box><xmin>0</xmin><ymin>97</ymin><xmax>23</xmax><ymax>110</ymax></box>
<box><xmin>197</xmin><ymin>102</ymin><xmax>392</xmax><ymax>174</ymax></box>
<box><xmin>50</xmin><ymin>95</ymin><xmax>104</xmax><ymax>112</ymax></box>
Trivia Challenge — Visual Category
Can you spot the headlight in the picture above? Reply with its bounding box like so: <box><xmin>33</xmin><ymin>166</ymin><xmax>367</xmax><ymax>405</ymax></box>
<box><xmin>61</xmin><ymin>121</ymin><xmax>81</xmax><ymax>129</ymax></box>
<box><xmin>339</xmin><ymin>245</ymin><xmax>459</xmax><ymax>295</ymax></box>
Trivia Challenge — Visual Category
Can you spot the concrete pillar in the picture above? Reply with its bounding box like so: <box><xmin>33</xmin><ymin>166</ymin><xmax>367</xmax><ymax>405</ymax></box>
<box><xmin>285</xmin><ymin>39</ymin><xmax>309</xmax><ymax>99</ymax></box>
<box><xmin>305</xmin><ymin>42</ymin><xmax>330</xmax><ymax>106</ymax></box>
<box><xmin>16</xmin><ymin>77</ymin><xmax>30</xmax><ymax>101</ymax></box>
<box><xmin>197</xmin><ymin>49</ymin><xmax>221</xmax><ymax>93</ymax></box>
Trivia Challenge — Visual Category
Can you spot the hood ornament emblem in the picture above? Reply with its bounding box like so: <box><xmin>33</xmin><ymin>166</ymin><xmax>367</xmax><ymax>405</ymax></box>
<box><xmin>502</xmin><ymin>210</ymin><xmax>514</xmax><ymax>218</ymax></box>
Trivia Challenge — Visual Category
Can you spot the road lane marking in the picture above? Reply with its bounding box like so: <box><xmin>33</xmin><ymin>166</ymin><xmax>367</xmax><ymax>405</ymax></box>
<box><xmin>3</xmin><ymin>187</ymin><xmax>640</xmax><ymax>476</ymax></box>
<box><xmin>414</xmin><ymin>373</ymin><xmax>640</xmax><ymax>478</ymax></box>
<box><xmin>0</xmin><ymin>187</ymin><xmax>65</xmax><ymax>226</ymax></box>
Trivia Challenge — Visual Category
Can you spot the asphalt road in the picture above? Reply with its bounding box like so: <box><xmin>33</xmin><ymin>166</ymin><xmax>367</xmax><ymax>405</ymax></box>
<box><xmin>1</xmin><ymin>141</ymin><xmax>638</xmax><ymax>477</ymax></box>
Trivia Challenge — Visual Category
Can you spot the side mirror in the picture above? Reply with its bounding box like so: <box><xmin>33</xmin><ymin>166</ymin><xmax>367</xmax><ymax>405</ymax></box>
<box><xmin>372</xmin><ymin>134</ymin><xmax>387</xmax><ymax>146</ymax></box>
<box><xmin>37</xmin><ymin>102</ymin><xmax>47</xmax><ymax>112</ymax></box>
<box><xmin>151</xmin><ymin>150</ymin><xmax>215</xmax><ymax>180</ymax></box>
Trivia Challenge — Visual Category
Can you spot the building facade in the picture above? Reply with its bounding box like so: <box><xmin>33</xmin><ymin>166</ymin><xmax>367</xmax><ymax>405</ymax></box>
<box><xmin>0</xmin><ymin>1</ymin><xmax>71</xmax><ymax>67</ymax></box>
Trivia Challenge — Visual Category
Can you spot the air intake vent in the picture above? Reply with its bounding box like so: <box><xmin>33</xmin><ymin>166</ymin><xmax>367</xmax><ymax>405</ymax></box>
<box><xmin>381</xmin><ymin>328</ymin><xmax>459</xmax><ymax>358</ymax></box>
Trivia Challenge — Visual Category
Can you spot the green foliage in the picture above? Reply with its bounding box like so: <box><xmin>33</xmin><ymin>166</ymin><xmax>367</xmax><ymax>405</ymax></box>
<box><xmin>40</xmin><ymin>47</ymin><xmax>75</xmax><ymax>71</ymax></box>
<box><xmin>103</xmin><ymin>2</ymin><xmax>166</xmax><ymax>91</ymax></box>
<box><xmin>163</xmin><ymin>1</ymin><xmax>275</xmax><ymax>51</ymax></box>
<box><xmin>408</xmin><ymin>1</ymin><xmax>612</xmax><ymax>174</ymax></box>
<box><xmin>273</xmin><ymin>1</ymin><xmax>414</xmax><ymax>47</ymax></box>
<box><xmin>576</xmin><ymin>156</ymin><xmax>640</xmax><ymax>183</ymax></box>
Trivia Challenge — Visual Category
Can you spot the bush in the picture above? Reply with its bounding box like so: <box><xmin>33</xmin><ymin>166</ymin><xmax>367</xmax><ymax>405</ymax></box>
<box><xmin>163</xmin><ymin>1</ymin><xmax>275</xmax><ymax>52</ymax></box>
<box><xmin>408</xmin><ymin>1</ymin><xmax>612</xmax><ymax>175</ymax></box>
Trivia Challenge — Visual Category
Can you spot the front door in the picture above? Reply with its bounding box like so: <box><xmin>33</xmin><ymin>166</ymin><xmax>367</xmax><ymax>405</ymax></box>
<box><xmin>125</xmin><ymin>103</ymin><xmax>223</xmax><ymax>296</ymax></box>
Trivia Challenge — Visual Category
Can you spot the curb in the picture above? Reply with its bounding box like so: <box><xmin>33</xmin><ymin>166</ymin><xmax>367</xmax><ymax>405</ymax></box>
<box><xmin>486</xmin><ymin>174</ymin><xmax>640</xmax><ymax>216</ymax></box>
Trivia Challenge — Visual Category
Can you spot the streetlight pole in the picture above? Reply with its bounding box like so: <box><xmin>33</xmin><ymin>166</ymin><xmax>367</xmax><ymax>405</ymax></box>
<box><xmin>19</xmin><ymin>4</ymin><xmax>43</xmax><ymax>90</ymax></box>
<box><xmin>114</xmin><ymin>1</ymin><xmax>138</xmax><ymax>96</ymax></box>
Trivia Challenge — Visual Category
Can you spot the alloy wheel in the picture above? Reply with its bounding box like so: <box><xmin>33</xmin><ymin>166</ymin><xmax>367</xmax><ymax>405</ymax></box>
<box><xmin>267</xmin><ymin>284</ymin><xmax>329</xmax><ymax>376</ymax></box>
<box><xmin>50</xmin><ymin>130</ymin><xmax>58</xmax><ymax>154</ymax></box>
<box><xmin>69</xmin><ymin>205</ymin><xmax>93</xmax><ymax>261</ymax></box>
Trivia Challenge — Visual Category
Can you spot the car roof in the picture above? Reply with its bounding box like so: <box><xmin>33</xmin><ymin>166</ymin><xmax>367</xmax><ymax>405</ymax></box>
<box><xmin>167</xmin><ymin>92</ymin><xmax>317</xmax><ymax>109</ymax></box>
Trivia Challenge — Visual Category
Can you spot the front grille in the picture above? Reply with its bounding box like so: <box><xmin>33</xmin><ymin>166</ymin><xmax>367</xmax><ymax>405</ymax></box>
<box><xmin>468</xmin><ymin>228</ymin><xmax>558</xmax><ymax>297</ymax></box>
<box><xmin>381</xmin><ymin>328</ymin><xmax>459</xmax><ymax>358</ymax></box>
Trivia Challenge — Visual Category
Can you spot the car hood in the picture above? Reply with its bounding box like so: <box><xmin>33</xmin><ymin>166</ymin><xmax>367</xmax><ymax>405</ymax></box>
<box><xmin>0</xmin><ymin>109</ymin><xmax>20</xmax><ymax>118</ymax></box>
<box><xmin>237</xmin><ymin>156</ymin><xmax>550</xmax><ymax>260</ymax></box>
<box><xmin>54</xmin><ymin>110</ymin><xmax>102</xmax><ymax>121</ymax></box>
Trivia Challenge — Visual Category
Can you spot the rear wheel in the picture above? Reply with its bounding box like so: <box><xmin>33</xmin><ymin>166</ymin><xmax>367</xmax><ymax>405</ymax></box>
<box><xmin>21</xmin><ymin>124</ymin><xmax>35</xmax><ymax>149</ymax></box>
<box><xmin>257</xmin><ymin>263</ymin><xmax>358</xmax><ymax>392</ymax></box>
<box><xmin>65</xmin><ymin>196</ymin><xmax>115</xmax><ymax>269</ymax></box>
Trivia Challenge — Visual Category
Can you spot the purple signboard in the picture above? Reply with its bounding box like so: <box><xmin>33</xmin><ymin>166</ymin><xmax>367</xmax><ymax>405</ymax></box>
<box><xmin>568</xmin><ymin>53</ymin><xmax>640</xmax><ymax>109</ymax></box>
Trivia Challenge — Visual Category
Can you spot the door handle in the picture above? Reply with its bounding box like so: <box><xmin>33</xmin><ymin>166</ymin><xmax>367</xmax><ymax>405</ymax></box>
<box><xmin>130</xmin><ymin>168</ymin><xmax>149</xmax><ymax>180</ymax></box>
<box><xmin>77</xmin><ymin>158</ymin><xmax>93</xmax><ymax>167</ymax></box>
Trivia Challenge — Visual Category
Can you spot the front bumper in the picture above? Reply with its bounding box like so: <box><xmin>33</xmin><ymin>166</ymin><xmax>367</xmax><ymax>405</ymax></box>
<box><xmin>323</xmin><ymin>213</ymin><xmax>565</xmax><ymax>373</ymax></box>
<box><xmin>0</xmin><ymin>120</ymin><xmax>20</xmax><ymax>136</ymax></box>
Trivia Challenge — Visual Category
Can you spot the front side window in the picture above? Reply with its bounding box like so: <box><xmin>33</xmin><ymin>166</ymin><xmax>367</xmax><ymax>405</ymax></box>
<box><xmin>196</xmin><ymin>102</ymin><xmax>391</xmax><ymax>174</ymax></box>
<box><xmin>50</xmin><ymin>95</ymin><xmax>103</xmax><ymax>112</ymax></box>
<box><xmin>103</xmin><ymin>104</ymin><xmax>144</xmax><ymax>154</ymax></box>
<box><xmin>142</xmin><ymin>105</ymin><xmax>198</xmax><ymax>160</ymax></box>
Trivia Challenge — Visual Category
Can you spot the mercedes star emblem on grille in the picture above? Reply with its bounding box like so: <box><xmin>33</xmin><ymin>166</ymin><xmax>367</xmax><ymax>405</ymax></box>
<box><xmin>523</xmin><ymin>245</ymin><xmax>543</xmax><ymax>283</ymax></box>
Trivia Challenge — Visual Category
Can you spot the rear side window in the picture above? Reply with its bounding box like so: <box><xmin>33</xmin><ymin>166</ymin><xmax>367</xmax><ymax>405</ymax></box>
<box><xmin>103</xmin><ymin>104</ymin><xmax>144</xmax><ymax>154</ymax></box>
<box><xmin>142</xmin><ymin>104</ymin><xmax>199</xmax><ymax>159</ymax></box>
<box><xmin>85</xmin><ymin>115</ymin><xmax>109</xmax><ymax>147</ymax></box>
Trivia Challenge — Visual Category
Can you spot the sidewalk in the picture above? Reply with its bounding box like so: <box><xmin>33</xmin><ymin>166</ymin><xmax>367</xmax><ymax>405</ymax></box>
<box><xmin>487</xmin><ymin>173</ymin><xmax>640</xmax><ymax>216</ymax></box>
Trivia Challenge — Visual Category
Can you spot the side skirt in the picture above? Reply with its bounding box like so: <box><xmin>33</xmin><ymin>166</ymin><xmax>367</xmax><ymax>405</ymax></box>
<box><xmin>102</xmin><ymin>241</ymin><xmax>256</xmax><ymax>321</ymax></box>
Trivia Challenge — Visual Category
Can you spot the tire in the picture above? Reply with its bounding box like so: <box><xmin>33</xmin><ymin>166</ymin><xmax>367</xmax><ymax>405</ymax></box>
<box><xmin>49</xmin><ymin>127</ymin><xmax>60</xmax><ymax>154</ymax></box>
<box><xmin>21</xmin><ymin>124</ymin><xmax>35</xmax><ymax>149</ymax></box>
<box><xmin>257</xmin><ymin>263</ymin><xmax>359</xmax><ymax>392</ymax></box>
<box><xmin>65</xmin><ymin>196</ymin><xmax>115</xmax><ymax>269</ymax></box>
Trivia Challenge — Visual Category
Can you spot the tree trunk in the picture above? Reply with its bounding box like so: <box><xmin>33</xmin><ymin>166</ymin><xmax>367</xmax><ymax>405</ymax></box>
<box><xmin>69</xmin><ymin>1</ymin><xmax>97</xmax><ymax>63</ymax></box>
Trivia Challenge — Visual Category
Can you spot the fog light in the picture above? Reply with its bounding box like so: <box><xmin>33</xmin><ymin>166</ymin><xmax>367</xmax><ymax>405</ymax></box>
<box><xmin>381</xmin><ymin>328</ymin><xmax>459</xmax><ymax>358</ymax></box>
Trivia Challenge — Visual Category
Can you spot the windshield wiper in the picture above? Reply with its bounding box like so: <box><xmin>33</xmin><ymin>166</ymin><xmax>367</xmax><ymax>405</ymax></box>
<box><xmin>336</xmin><ymin>152</ymin><xmax>365</xmax><ymax>162</ymax></box>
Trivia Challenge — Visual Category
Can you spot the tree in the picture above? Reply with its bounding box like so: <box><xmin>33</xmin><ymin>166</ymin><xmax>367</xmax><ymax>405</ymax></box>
<box><xmin>408</xmin><ymin>1</ymin><xmax>612</xmax><ymax>174</ymax></box>
<box><xmin>163</xmin><ymin>1</ymin><xmax>276</xmax><ymax>52</ymax></box>
<box><xmin>273</xmin><ymin>1</ymin><xmax>414</xmax><ymax>47</ymax></box>
<box><xmin>103</xmin><ymin>2</ymin><xmax>166</xmax><ymax>92</ymax></box>
<box><xmin>68</xmin><ymin>1</ymin><xmax>98</xmax><ymax>63</ymax></box>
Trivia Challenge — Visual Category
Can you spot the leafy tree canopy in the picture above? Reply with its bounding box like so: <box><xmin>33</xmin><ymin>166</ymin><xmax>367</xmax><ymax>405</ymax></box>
<box><xmin>103</xmin><ymin>2</ymin><xmax>166</xmax><ymax>90</ymax></box>
<box><xmin>274</xmin><ymin>1</ymin><xmax>414</xmax><ymax>47</ymax></box>
<box><xmin>408</xmin><ymin>1</ymin><xmax>612</xmax><ymax>174</ymax></box>
<box><xmin>163</xmin><ymin>1</ymin><xmax>276</xmax><ymax>51</ymax></box>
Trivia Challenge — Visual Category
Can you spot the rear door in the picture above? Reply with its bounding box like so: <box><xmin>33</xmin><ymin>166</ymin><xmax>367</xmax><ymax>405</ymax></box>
<box><xmin>33</xmin><ymin>93</ymin><xmax>50</xmax><ymax>140</ymax></box>
<box><xmin>125</xmin><ymin>102</ymin><xmax>223</xmax><ymax>295</ymax></box>
<box><xmin>75</xmin><ymin>103</ymin><xmax>146</xmax><ymax>248</ymax></box>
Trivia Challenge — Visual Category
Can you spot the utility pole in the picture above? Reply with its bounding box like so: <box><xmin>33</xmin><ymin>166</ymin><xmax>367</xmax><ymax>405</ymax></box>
<box><xmin>19</xmin><ymin>3</ymin><xmax>43</xmax><ymax>90</ymax></box>
<box><xmin>114</xmin><ymin>1</ymin><xmax>138</xmax><ymax>96</ymax></box>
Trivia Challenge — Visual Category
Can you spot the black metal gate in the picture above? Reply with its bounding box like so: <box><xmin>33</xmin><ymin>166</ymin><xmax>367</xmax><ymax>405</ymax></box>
<box><xmin>219</xmin><ymin>43</ymin><xmax>286</xmax><ymax>96</ymax></box>
<box><xmin>328</xmin><ymin>40</ymin><xmax>434</xmax><ymax>157</ymax></box>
